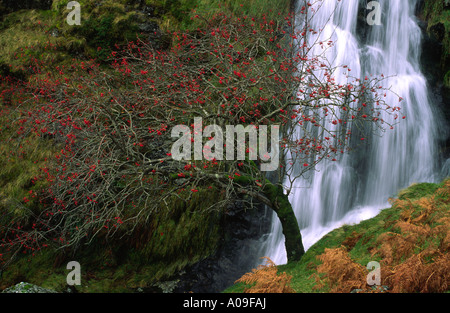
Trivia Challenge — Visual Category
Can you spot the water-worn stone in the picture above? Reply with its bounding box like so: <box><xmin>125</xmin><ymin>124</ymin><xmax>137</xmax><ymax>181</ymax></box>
<box><xmin>2</xmin><ymin>282</ymin><xmax>57</xmax><ymax>293</ymax></box>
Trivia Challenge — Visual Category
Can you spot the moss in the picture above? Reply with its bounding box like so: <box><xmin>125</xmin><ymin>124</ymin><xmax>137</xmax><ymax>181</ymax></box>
<box><xmin>421</xmin><ymin>0</ymin><xmax>450</xmax><ymax>77</ymax></box>
<box><xmin>444</xmin><ymin>70</ymin><xmax>450</xmax><ymax>88</ymax></box>
<box><xmin>263</xmin><ymin>182</ymin><xmax>304</xmax><ymax>262</ymax></box>
<box><xmin>0</xmin><ymin>1</ymin><xmax>140</xmax><ymax>70</ymax></box>
<box><xmin>134</xmin><ymin>188</ymin><xmax>223</xmax><ymax>264</ymax></box>
<box><xmin>1</xmin><ymin>186</ymin><xmax>224</xmax><ymax>292</ymax></box>
<box><xmin>396</xmin><ymin>182</ymin><xmax>440</xmax><ymax>200</ymax></box>
<box><xmin>0</xmin><ymin>105</ymin><xmax>56</xmax><ymax>227</ymax></box>
<box><xmin>158</xmin><ymin>0</ymin><xmax>292</xmax><ymax>31</ymax></box>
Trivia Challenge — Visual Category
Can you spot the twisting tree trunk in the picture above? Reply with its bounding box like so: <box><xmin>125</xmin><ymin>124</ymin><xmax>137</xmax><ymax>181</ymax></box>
<box><xmin>263</xmin><ymin>183</ymin><xmax>305</xmax><ymax>262</ymax></box>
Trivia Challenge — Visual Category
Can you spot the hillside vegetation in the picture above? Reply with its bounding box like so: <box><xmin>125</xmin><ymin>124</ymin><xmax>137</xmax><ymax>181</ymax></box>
<box><xmin>0</xmin><ymin>0</ymin><xmax>292</xmax><ymax>292</ymax></box>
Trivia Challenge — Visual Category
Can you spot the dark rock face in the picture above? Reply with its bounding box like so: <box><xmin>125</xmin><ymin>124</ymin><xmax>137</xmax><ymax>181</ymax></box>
<box><xmin>139</xmin><ymin>21</ymin><xmax>160</xmax><ymax>33</ymax></box>
<box><xmin>356</xmin><ymin>1</ymin><xmax>372</xmax><ymax>44</ymax></box>
<box><xmin>170</xmin><ymin>202</ymin><xmax>272</xmax><ymax>293</ymax></box>
<box><xmin>415</xmin><ymin>6</ymin><xmax>450</xmax><ymax>161</ymax></box>
<box><xmin>0</xmin><ymin>0</ymin><xmax>52</xmax><ymax>15</ymax></box>
<box><xmin>418</xmin><ymin>20</ymin><xmax>445</xmax><ymax>87</ymax></box>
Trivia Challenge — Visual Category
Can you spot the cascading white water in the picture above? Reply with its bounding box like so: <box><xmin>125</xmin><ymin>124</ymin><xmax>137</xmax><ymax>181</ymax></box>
<box><xmin>263</xmin><ymin>0</ymin><xmax>443</xmax><ymax>265</ymax></box>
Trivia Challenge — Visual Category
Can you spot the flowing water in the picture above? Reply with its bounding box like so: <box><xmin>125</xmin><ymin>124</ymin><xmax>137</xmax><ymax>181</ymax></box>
<box><xmin>263</xmin><ymin>0</ymin><xmax>444</xmax><ymax>265</ymax></box>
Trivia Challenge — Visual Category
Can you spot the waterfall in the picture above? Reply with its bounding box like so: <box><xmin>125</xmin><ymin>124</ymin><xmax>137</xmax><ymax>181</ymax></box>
<box><xmin>263</xmin><ymin>0</ymin><xmax>443</xmax><ymax>265</ymax></box>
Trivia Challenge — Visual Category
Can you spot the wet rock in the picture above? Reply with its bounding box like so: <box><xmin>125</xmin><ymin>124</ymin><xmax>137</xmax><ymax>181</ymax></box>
<box><xmin>416</xmin><ymin>8</ymin><xmax>450</xmax><ymax>159</ymax></box>
<box><xmin>139</xmin><ymin>21</ymin><xmax>160</xmax><ymax>33</ymax></box>
<box><xmin>171</xmin><ymin>202</ymin><xmax>272</xmax><ymax>293</ymax></box>
<box><xmin>50</xmin><ymin>28</ymin><xmax>59</xmax><ymax>38</ymax></box>
<box><xmin>2</xmin><ymin>282</ymin><xmax>57</xmax><ymax>293</ymax></box>
<box><xmin>351</xmin><ymin>285</ymin><xmax>390</xmax><ymax>293</ymax></box>
<box><xmin>142</xmin><ymin>6</ymin><xmax>156</xmax><ymax>18</ymax></box>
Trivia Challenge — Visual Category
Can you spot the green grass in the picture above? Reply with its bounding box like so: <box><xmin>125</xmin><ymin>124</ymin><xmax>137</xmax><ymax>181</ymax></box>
<box><xmin>0</xmin><ymin>0</ymin><xmax>292</xmax><ymax>75</ymax></box>
<box><xmin>0</xmin><ymin>104</ymin><xmax>56</xmax><ymax>223</ymax></box>
<box><xmin>396</xmin><ymin>182</ymin><xmax>441</xmax><ymax>200</ymax></box>
<box><xmin>280</xmin><ymin>209</ymin><xmax>396</xmax><ymax>292</ymax></box>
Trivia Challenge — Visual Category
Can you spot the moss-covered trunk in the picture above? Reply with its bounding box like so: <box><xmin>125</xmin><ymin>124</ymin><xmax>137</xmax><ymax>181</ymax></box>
<box><xmin>264</xmin><ymin>184</ymin><xmax>305</xmax><ymax>263</ymax></box>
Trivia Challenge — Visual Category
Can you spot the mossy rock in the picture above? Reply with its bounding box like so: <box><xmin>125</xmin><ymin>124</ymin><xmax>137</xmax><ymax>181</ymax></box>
<box><xmin>2</xmin><ymin>282</ymin><xmax>57</xmax><ymax>293</ymax></box>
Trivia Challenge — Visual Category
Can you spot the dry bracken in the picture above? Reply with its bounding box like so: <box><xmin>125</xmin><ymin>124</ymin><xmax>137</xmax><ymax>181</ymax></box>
<box><xmin>235</xmin><ymin>257</ymin><xmax>295</xmax><ymax>293</ymax></box>
<box><xmin>315</xmin><ymin>180</ymin><xmax>450</xmax><ymax>293</ymax></box>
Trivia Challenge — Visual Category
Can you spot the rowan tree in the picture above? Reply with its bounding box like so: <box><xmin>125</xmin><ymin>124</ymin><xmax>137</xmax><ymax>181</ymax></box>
<box><xmin>1</xmin><ymin>5</ymin><xmax>402</xmax><ymax>265</ymax></box>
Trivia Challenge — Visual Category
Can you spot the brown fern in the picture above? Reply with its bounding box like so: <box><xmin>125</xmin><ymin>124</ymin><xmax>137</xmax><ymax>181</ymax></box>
<box><xmin>314</xmin><ymin>181</ymin><xmax>449</xmax><ymax>293</ymax></box>
<box><xmin>314</xmin><ymin>247</ymin><xmax>368</xmax><ymax>293</ymax></box>
<box><xmin>235</xmin><ymin>257</ymin><xmax>295</xmax><ymax>293</ymax></box>
<box><xmin>384</xmin><ymin>252</ymin><xmax>450</xmax><ymax>293</ymax></box>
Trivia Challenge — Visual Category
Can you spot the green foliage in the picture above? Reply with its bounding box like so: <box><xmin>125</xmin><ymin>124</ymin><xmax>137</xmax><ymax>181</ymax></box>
<box><xmin>175</xmin><ymin>0</ymin><xmax>291</xmax><ymax>31</ymax></box>
<box><xmin>161</xmin><ymin>0</ymin><xmax>199</xmax><ymax>29</ymax></box>
<box><xmin>58</xmin><ymin>1</ymin><xmax>141</xmax><ymax>61</ymax></box>
<box><xmin>79</xmin><ymin>14</ymin><xmax>115</xmax><ymax>60</ymax></box>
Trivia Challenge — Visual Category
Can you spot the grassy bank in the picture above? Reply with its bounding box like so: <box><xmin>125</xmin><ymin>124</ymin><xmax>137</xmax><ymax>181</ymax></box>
<box><xmin>226</xmin><ymin>179</ymin><xmax>450</xmax><ymax>293</ymax></box>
